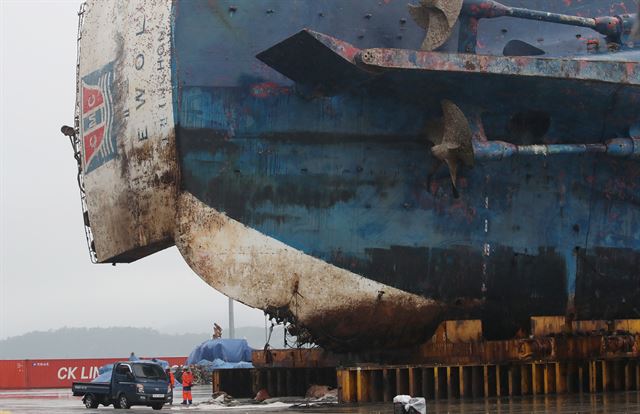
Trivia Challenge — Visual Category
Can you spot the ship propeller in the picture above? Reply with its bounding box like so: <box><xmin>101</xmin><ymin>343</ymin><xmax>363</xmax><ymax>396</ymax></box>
<box><xmin>426</xmin><ymin>100</ymin><xmax>474</xmax><ymax>198</ymax></box>
<box><xmin>408</xmin><ymin>0</ymin><xmax>463</xmax><ymax>51</ymax></box>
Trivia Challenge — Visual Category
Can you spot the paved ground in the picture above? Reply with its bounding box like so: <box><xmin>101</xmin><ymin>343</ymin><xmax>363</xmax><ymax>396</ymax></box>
<box><xmin>1</xmin><ymin>387</ymin><xmax>640</xmax><ymax>413</ymax></box>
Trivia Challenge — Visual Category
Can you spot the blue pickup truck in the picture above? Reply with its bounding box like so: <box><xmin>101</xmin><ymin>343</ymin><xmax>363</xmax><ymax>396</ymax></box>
<box><xmin>72</xmin><ymin>361</ymin><xmax>172</xmax><ymax>410</ymax></box>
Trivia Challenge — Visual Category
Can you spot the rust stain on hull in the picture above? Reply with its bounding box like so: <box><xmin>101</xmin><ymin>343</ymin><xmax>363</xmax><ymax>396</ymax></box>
<box><xmin>175</xmin><ymin>192</ymin><xmax>443</xmax><ymax>351</ymax></box>
<box><xmin>77</xmin><ymin>0</ymin><xmax>178</xmax><ymax>263</ymax></box>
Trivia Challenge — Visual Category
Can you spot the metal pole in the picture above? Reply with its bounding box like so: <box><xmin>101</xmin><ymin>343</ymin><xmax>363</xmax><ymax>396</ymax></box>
<box><xmin>228</xmin><ymin>297</ymin><xmax>235</xmax><ymax>339</ymax></box>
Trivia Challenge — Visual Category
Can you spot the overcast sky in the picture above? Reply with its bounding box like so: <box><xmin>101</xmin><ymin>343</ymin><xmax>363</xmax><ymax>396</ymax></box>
<box><xmin>0</xmin><ymin>0</ymin><xmax>265</xmax><ymax>341</ymax></box>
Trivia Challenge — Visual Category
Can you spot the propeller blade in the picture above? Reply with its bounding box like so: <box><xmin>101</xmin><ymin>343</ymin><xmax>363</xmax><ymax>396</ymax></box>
<box><xmin>428</xmin><ymin>100</ymin><xmax>474</xmax><ymax>198</ymax></box>
<box><xmin>441</xmin><ymin>100</ymin><xmax>474</xmax><ymax>168</ymax></box>
<box><xmin>408</xmin><ymin>0</ymin><xmax>463</xmax><ymax>51</ymax></box>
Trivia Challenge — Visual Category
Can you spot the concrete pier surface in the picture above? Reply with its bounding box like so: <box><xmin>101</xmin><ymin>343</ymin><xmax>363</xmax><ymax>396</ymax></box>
<box><xmin>1</xmin><ymin>386</ymin><xmax>639</xmax><ymax>413</ymax></box>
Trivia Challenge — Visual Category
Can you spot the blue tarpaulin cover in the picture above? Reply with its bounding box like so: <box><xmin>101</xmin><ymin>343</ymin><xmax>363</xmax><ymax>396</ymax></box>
<box><xmin>194</xmin><ymin>358</ymin><xmax>254</xmax><ymax>372</ymax></box>
<box><xmin>186</xmin><ymin>339</ymin><xmax>254</xmax><ymax>369</ymax></box>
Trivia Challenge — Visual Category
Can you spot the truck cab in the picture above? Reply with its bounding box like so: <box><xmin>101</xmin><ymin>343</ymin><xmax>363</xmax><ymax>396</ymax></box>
<box><xmin>72</xmin><ymin>361</ymin><xmax>172</xmax><ymax>410</ymax></box>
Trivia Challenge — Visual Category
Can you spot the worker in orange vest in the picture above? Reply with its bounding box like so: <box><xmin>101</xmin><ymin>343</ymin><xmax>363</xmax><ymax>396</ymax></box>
<box><xmin>181</xmin><ymin>365</ymin><xmax>194</xmax><ymax>405</ymax></box>
<box><xmin>165</xmin><ymin>367</ymin><xmax>175</xmax><ymax>405</ymax></box>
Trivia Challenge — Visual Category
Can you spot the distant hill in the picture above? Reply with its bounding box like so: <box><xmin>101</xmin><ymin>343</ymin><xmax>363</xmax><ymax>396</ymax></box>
<box><xmin>0</xmin><ymin>326</ymin><xmax>286</xmax><ymax>359</ymax></box>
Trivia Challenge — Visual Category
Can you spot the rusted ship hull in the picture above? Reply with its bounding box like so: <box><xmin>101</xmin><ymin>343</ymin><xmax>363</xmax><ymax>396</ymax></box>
<box><xmin>72</xmin><ymin>0</ymin><xmax>639</xmax><ymax>351</ymax></box>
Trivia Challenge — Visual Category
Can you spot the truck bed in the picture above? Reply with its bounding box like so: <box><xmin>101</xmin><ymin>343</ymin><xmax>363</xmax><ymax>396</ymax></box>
<box><xmin>71</xmin><ymin>381</ymin><xmax>110</xmax><ymax>397</ymax></box>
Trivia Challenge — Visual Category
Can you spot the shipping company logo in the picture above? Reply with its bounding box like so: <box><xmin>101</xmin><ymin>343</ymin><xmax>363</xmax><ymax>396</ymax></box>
<box><xmin>81</xmin><ymin>62</ymin><xmax>116</xmax><ymax>173</ymax></box>
<box><xmin>32</xmin><ymin>362</ymin><xmax>49</xmax><ymax>367</ymax></box>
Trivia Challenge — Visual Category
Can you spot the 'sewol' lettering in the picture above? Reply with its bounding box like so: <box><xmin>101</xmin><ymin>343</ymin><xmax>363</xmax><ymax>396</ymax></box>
<box><xmin>156</xmin><ymin>42</ymin><xmax>165</xmax><ymax>72</ymax></box>
<box><xmin>135</xmin><ymin>53</ymin><xmax>144</xmax><ymax>71</ymax></box>
<box><xmin>135</xmin><ymin>88</ymin><xmax>146</xmax><ymax>110</ymax></box>
<box><xmin>136</xmin><ymin>15</ymin><xmax>146</xmax><ymax>36</ymax></box>
<box><xmin>138</xmin><ymin>127</ymin><xmax>149</xmax><ymax>141</ymax></box>
<box><xmin>155</xmin><ymin>28</ymin><xmax>170</xmax><ymax>124</ymax></box>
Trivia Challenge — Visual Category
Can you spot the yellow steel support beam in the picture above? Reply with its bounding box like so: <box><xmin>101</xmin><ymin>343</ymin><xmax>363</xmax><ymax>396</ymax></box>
<box><xmin>555</xmin><ymin>362</ymin><xmax>567</xmax><ymax>394</ymax></box>
<box><xmin>337</xmin><ymin>369</ymin><xmax>356</xmax><ymax>403</ymax></box>
<box><xmin>348</xmin><ymin>369</ymin><xmax>357</xmax><ymax>403</ymax></box>
<box><xmin>433</xmin><ymin>367</ymin><xmax>440</xmax><ymax>399</ymax></box>
<box><xmin>483</xmin><ymin>365</ymin><xmax>490</xmax><ymax>398</ymax></box>
<box><xmin>588</xmin><ymin>361</ymin><xmax>595</xmax><ymax>393</ymax></box>
<box><xmin>212</xmin><ymin>371</ymin><xmax>221</xmax><ymax>393</ymax></box>
<box><xmin>356</xmin><ymin>368</ymin><xmax>369</xmax><ymax>403</ymax></box>
<box><xmin>459</xmin><ymin>366</ymin><xmax>466</xmax><ymax>399</ymax></box>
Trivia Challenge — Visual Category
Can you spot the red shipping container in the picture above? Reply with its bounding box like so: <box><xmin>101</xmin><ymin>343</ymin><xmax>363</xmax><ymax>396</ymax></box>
<box><xmin>0</xmin><ymin>357</ymin><xmax>186</xmax><ymax>389</ymax></box>
<box><xmin>26</xmin><ymin>358</ymin><xmax>118</xmax><ymax>389</ymax></box>
<box><xmin>0</xmin><ymin>360</ymin><xmax>27</xmax><ymax>389</ymax></box>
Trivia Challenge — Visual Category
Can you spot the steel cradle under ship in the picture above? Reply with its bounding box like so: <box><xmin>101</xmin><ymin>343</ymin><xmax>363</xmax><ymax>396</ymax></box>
<box><xmin>67</xmin><ymin>0</ymin><xmax>640</xmax><ymax>352</ymax></box>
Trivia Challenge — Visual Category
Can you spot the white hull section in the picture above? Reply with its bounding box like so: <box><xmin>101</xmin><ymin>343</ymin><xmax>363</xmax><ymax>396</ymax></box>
<box><xmin>175</xmin><ymin>192</ymin><xmax>441</xmax><ymax>350</ymax></box>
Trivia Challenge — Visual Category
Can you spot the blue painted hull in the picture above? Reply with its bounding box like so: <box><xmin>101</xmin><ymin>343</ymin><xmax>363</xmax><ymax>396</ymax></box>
<box><xmin>173</xmin><ymin>0</ymin><xmax>640</xmax><ymax>341</ymax></box>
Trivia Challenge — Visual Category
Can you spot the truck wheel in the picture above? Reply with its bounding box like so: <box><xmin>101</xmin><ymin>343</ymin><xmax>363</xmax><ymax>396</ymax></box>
<box><xmin>84</xmin><ymin>394</ymin><xmax>99</xmax><ymax>409</ymax></box>
<box><xmin>116</xmin><ymin>394</ymin><xmax>130</xmax><ymax>409</ymax></box>
<box><xmin>152</xmin><ymin>403</ymin><xmax>164</xmax><ymax>410</ymax></box>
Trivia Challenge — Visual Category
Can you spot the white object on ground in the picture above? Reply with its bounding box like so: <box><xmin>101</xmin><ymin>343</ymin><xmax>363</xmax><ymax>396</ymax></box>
<box><xmin>406</xmin><ymin>397</ymin><xmax>426</xmax><ymax>414</ymax></box>
<box><xmin>393</xmin><ymin>395</ymin><xmax>411</xmax><ymax>404</ymax></box>
<box><xmin>393</xmin><ymin>395</ymin><xmax>426</xmax><ymax>414</ymax></box>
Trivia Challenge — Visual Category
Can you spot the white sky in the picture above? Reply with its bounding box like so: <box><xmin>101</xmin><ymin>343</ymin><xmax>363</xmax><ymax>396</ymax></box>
<box><xmin>0</xmin><ymin>0</ymin><xmax>265</xmax><ymax>340</ymax></box>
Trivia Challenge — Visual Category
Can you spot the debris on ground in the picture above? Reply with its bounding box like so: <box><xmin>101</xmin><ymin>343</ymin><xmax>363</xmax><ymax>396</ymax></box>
<box><xmin>289</xmin><ymin>384</ymin><xmax>339</xmax><ymax>408</ymax></box>
<box><xmin>305</xmin><ymin>384</ymin><xmax>336</xmax><ymax>399</ymax></box>
<box><xmin>200</xmin><ymin>391</ymin><xmax>239</xmax><ymax>407</ymax></box>
<box><xmin>253</xmin><ymin>388</ymin><xmax>271</xmax><ymax>402</ymax></box>
<box><xmin>393</xmin><ymin>395</ymin><xmax>426</xmax><ymax>414</ymax></box>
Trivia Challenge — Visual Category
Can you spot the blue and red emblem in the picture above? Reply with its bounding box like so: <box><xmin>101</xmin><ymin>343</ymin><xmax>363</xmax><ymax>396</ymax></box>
<box><xmin>81</xmin><ymin>62</ymin><xmax>116</xmax><ymax>173</ymax></box>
